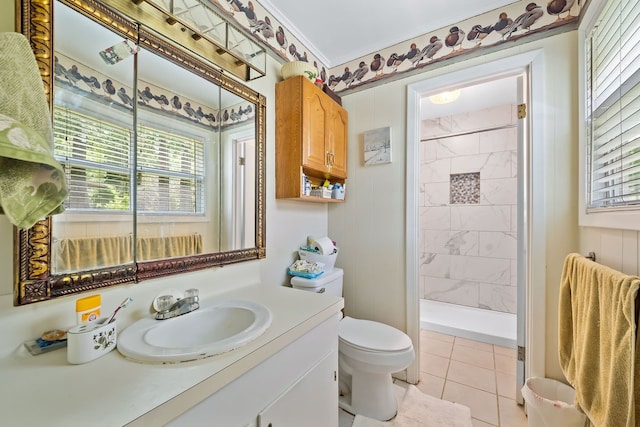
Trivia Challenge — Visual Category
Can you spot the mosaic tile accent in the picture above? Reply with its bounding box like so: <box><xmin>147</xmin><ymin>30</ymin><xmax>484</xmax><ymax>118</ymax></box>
<box><xmin>450</xmin><ymin>173</ymin><xmax>480</xmax><ymax>204</ymax></box>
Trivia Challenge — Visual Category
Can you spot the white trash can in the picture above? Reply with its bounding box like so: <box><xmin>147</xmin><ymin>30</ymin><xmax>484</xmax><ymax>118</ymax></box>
<box><xmin>521</xmin><ymin>377</ymin><xmax>587</xmax><ymax>427</ymax></box>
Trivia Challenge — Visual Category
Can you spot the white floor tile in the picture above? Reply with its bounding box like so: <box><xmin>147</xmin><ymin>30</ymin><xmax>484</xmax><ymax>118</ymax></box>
<box><xmin>417</xmin><ymin>372</ymin><xmax>445</xmax><ymax>399</ymax></box>
<box><xmin>451</xmin><ymin>343</ymin><xmax>494</xmax><ymax>370</ymax></box>
<box><xmin>443</xmin><ymin>381</ymin><xmax>499</xmax><ymax>425</ymax></box>
<box><xmin>447</xmin><ymin>360</ymin><xmax>496</xmax><ymax>393</ymax></box>
<box><xmin>495</xmin><ymin>370</ymin><xmax>516</xmax><ymax>399</ymax></box>
<box><xmin>494</xmin><ymin>353</ymin><xmax>516</xmax><ymax>375</ymax></box>
<box><xmin>419</xmin><ymin>330</ymin><xmax>527</xmax><ymax>426</ymax></box>
<box><xmin>420</xmin><ymin>351</ymin><xmax>450</xmax><ymax>378</ymax></box>
<box><xmin>497</xmin><ymin>396</ymin><xmax>527</xmax><ymax>427</ymax></box>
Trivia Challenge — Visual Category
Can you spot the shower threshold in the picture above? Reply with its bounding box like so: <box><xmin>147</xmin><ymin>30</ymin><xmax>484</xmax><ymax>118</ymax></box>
<box><xmin>420</xmin><ymin>299</ymin><xmax>517</xmax><ymax>348</ymax></box>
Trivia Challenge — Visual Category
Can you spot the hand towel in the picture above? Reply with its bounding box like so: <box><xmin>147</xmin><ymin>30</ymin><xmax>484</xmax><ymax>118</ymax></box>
<box><xmin>0</xmin><ymin>32</ymin><xmax>67</xmax><ymax>229</ymax></box>
<box><xmin>558</xmin><ymin>253</ymin><xmax>640</xmax><ymax>427</ymax></box>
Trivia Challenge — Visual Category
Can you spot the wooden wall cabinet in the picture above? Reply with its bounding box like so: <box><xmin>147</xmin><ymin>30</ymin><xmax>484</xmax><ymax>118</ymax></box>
<box><xmin>276</xmin><ymin>76</ymin><xmax>348</xmax><ymax>202</ymax></box>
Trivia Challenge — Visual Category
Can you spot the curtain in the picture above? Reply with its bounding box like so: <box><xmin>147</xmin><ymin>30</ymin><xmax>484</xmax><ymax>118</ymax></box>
<box><xmin>54</xmin><ymin>234</ymin><xmax>202</xmax><ymax>272</ymax></box>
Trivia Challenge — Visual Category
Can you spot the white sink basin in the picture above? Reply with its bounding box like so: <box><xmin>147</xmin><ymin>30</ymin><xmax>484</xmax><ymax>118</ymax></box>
<box><xmin>117</xmin><ymin>300</ymin><xmax>272</xmax><ymax>363</ymax></box>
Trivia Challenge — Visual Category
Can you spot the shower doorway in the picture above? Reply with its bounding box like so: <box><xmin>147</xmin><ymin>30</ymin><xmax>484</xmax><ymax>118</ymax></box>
<box><xmin>406</xmin><ymin>49</ymin><xmax>546</xmax><ymax>403</ymax></box>
<box><xmin>418</xmin><ymin>75</ymin><xmax>521</xmax><ymax>349</ymax></box>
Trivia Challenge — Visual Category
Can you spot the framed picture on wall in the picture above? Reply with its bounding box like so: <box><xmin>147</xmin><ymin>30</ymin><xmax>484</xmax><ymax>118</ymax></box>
<box><xmin>363</xmin><ymin>126</ymin><xmax>392</xmax><ymax>166</ymax></box>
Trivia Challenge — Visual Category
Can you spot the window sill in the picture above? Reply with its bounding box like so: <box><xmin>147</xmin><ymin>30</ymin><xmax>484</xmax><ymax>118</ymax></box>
<box><xmin>579</xmin><ymin>209</ymin><xmax>640</xmax><ymax>231</ymax></box>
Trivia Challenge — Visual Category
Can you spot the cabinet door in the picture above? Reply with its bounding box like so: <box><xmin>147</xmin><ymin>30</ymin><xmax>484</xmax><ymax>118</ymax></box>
<box><xmin>328</xmin><ymin>105</ymin><xmax>348</xmax><ymax>179</ymax></box>
<box><xmin>301</xmin><ymin>87</ymin><xmax>329</xmax><ymax>173</ymax></box>
<box><xmin>258</xmin><ymin>350</ymin><xmax>338</xmax><ymax>427</ymax></box>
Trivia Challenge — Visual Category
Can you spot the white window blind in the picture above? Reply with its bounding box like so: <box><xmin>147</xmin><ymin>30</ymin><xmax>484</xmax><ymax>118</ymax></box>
<box><xmin>53</xmin><ymin>107</ymin><xmax>205</xmax><ymax>214</ymax></box>
<box><xmin>586</xmin><ymin>0</ymin><xmax>640</xmax><ymax>210</ymax></box>
<box><xmin>137</xmin><ymin>126</ymin><xmax>205</xmax><ymax>214</ymax></box>
<box><xmin>54</xmin><ymin>107</ymin><xmax>131</xmax><ymax>211</ymax></box>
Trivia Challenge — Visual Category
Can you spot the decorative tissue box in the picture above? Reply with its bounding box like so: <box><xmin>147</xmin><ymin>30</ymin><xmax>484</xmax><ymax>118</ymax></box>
<box><xmin>67</xmin><ymin>317</ymin><xmax>117</xmax><ymax>364</ymax></box>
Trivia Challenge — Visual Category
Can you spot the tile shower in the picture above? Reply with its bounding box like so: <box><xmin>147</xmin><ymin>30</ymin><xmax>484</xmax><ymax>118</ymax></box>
<box><xmin>419</xmin><ymin>103</ymin><xmax>518</xmax><ymax>347</ymax></box>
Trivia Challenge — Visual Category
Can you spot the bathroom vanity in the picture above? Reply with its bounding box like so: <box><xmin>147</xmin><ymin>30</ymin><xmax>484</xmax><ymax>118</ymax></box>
<box><xmin>0</xmin><ymin>284</ymin><xmax>343</xmax><ymax>426</ymax></box>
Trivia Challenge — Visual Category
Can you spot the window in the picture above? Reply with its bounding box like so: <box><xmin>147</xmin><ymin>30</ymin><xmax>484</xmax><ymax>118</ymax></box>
<box><xmin>585</xmin><ymin>0</ymin><xmax>640</xmax><ymax>211</ymax></box>
<box><xmin>136</xmin><ymin>125</ymin><xmax>205</xmax><ymax>214</ymax></box>
<box><xmin>54</xmin><ymin>107</ymin><xmax>205</xmax><ymax>215</ymax></box>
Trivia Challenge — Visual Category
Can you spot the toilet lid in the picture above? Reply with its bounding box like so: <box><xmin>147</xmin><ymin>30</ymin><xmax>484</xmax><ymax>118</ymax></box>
<box><xmin>339</xmin><ymin>316</ymin><xmax>412</xmax><ymax>352</ymax></box>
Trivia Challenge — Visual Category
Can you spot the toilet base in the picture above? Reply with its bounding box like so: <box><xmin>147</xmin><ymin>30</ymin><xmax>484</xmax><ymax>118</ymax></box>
<box><xmin>339</xmin><ymin>370</ymin><xmax>398</xmax><ymax>421</ymax></box>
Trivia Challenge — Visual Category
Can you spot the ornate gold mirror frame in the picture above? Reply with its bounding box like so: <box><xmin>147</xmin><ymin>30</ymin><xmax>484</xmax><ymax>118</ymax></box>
<box><xmin>14</xmin><ymin>0</ymin><xmax>266</xmax><ymax>305</ymax></box>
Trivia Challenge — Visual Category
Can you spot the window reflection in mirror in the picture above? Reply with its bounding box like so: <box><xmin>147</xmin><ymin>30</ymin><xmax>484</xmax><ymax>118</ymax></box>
<box><xmin>51</xmin><ymin>1</ymin><xmax>135</xmax><ymax>273</ymax></box>
<box><xmin>49</xmin><ymin>0</ymin><xmax>258</xmax><ymax>274</ymax></box>
<box><xmin>136</xmin><ymin>46</ymin><xmax>219</xmax><ymax>261</ymax></box>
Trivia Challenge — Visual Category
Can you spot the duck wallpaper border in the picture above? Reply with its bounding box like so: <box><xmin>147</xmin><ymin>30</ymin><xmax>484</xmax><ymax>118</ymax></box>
<box><xmin>54</xmin><ymin>53</ymin><xmax>256</xmax><ymax>131</ymax></box>
<box><xmin>204</xmin><ymin>0</ymin><xmax>582</xmax><ymax>93</ymax></box>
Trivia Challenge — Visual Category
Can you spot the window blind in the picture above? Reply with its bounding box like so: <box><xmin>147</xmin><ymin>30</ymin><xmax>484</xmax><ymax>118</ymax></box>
<box><xmin>53</xmin><ymin>107</ymin><xmax>205</xmax><ymax>214</ymax></box>
<box><xmin>54</xmin><ymin>107</ymin><xmax>131</xmax><ymax>211</ymax></box>
<box><xmin>137</xmin><ymin>126</ymin><xmax>205</xmax><ymax>214</ymax></box>
<box><xmin>587</xmin><ymin>0</ymin><xmax>640</xmax><ymax>210</ymax></box>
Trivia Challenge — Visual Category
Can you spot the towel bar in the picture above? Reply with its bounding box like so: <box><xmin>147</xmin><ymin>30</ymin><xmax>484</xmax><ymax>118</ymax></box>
<box><xmin>585</xmin><ymin>252</ymin><xmax>596</xmax><ymax>262</ymax></box>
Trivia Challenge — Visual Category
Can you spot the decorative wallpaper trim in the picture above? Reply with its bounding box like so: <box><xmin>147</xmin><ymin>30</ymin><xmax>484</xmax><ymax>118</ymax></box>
<box><xmin>54</xmin><ymin>53</ymin><xmax>255</xmax><ymax>130</ymax></box>
<box><xmin>206</xmin><ymin>0</ymin><xmax>583</xmax><ymax>94</ymax></box>
<box><xmin>325</xmin><ymin>0</ymin><xmax>583</xmax><ymax>94</ymax></box>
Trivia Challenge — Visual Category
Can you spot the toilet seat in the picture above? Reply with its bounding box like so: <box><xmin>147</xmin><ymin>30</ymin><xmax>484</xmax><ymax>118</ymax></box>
<box><xmin>339</xmin><ymin>316</ymin><xmax>412</xmax><ymax>352</ymax></box>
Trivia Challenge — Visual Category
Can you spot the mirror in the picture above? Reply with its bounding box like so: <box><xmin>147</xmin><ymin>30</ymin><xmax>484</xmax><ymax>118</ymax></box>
<box><xmin>14</xmin><ymin>0</ymin><xmax>266</xmax><ymax>305</ymax></box>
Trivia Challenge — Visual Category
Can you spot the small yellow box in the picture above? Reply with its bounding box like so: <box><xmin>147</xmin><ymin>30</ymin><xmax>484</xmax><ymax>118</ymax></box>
<box><xmin>76</xmin><ymin>294</ymin><xmax>101</xmax><ymax>324</ymax></box>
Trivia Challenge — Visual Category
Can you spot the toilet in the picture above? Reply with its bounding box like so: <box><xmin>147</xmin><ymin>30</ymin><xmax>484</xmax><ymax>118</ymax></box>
<box><xmin>290</xmin><ymin>268</ymin><xmax>415</xmax><ymax>421</ymax></box>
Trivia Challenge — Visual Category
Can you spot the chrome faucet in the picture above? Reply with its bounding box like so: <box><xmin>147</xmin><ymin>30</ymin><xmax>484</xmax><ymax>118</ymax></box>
<box><xmin>154</xmin><ymin>289</ymin><xmax>200</xmax><ymax>320</ymax></box>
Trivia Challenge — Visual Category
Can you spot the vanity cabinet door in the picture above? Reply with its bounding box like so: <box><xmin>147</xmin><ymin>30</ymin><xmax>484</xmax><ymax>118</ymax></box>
<box><xmin>258</xmin><ymin>350</ymin><xmax>338</xmax><ymax>427</ymax></box>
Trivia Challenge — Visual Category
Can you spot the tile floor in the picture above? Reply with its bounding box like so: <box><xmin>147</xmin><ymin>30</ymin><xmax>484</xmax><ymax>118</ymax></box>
<box><xmin>339</xmin><ymin>329</ymin><xmax>528</xmax><ymax>426</ymax></box>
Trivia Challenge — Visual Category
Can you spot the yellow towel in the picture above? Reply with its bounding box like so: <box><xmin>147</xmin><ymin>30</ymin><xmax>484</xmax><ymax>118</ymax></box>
<box><xmin>0</xmin><ymin>32</ymin><xmax>67</xmax><ymax>229</ymax></box>
<box><xmin>558</xmin><ymin>253</ymin><xmax>640</xmax><ymax>427</ymax></box>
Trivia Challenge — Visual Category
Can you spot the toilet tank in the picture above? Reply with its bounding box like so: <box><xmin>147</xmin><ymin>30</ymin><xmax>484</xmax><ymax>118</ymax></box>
<box><xmin>290</xmin><ymin>268</ymin><xmax>343</xmax><ymax>297</ymax></box>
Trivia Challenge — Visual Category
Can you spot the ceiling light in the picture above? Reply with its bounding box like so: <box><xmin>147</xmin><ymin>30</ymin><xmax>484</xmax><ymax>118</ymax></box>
<box><xmin>429</xmin><ymin>89</ymin><xmax>461</xmax><ymax>105</ymax></box>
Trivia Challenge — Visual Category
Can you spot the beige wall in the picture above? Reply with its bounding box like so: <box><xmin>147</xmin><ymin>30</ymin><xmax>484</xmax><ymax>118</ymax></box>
<box><xmin>333</xmin><ymin>31</ymin><xmax>580</xmax><ymax>380</ymax></box>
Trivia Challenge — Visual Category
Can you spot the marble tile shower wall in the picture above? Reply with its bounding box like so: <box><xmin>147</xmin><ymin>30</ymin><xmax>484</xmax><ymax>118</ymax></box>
<box><xmin>420</xmin><ymin>104</ymin><xmax>518</xmax><ymax>314</ymax></box>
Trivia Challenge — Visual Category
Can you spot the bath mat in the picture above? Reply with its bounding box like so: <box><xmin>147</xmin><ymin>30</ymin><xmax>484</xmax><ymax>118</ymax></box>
<box><xmin>351</xmin><ymin>385</ymin><xmax>473</xmax><ymax>427</ymax></box>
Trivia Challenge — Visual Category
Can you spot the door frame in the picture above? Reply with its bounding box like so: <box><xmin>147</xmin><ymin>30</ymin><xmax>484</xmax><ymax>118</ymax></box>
<box><xmin>405</xmin><ymin>49</ymin><xmax>546</xmax><ymax>390</ymax></box>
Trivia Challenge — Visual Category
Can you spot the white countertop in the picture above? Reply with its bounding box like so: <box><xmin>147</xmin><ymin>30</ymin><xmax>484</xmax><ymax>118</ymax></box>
<box><xmin>0</xmin><ymin>284</ymin><xmax>343</xmax><ymax>426</ymax></box>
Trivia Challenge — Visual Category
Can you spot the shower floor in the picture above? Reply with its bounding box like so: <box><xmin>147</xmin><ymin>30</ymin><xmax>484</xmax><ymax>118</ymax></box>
<box><xmin>420</xmin><ymin>299</ymin><xmax>517</xmax><ymax>348</ymax></box>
